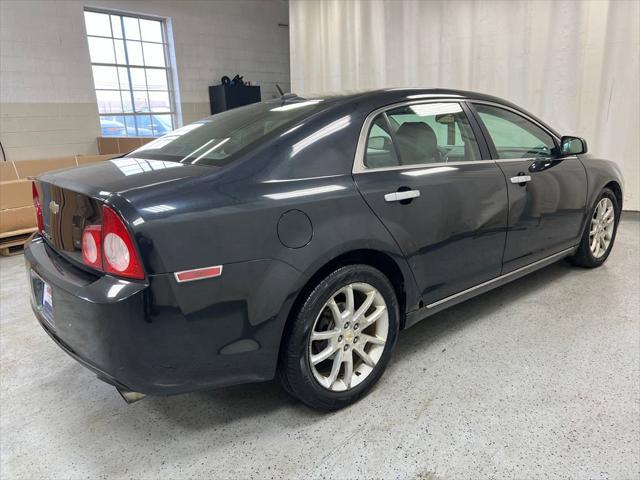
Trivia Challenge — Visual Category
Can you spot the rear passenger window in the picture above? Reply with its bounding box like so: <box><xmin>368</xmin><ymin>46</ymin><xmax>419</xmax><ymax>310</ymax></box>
<box><xmin>365</xmin><ymin>115</ymin><xmax>400</xmax><ymax>168</ymax></box>
<box><xmin>364</xmin><ymin>102</ymin><xmax>481</xmax><ymax>168</ymax></box>
<box><xmin>386</xmin><ymin>103</ymin><xmax>481</xmax><ymax>165</ymax></box>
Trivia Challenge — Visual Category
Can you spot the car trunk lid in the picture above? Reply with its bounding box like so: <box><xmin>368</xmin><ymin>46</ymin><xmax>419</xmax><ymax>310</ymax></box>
<box><xmin>34</xmin><ymin>157</ymin><xmax>214</xmax><ymax>267</ymax></box>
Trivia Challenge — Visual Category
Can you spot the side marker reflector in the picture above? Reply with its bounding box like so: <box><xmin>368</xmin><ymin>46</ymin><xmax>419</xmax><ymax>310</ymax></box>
<box><xmin>174</xmin><ymin>265</ymin><xmax>223</xmax><ymax>283</ymax></box>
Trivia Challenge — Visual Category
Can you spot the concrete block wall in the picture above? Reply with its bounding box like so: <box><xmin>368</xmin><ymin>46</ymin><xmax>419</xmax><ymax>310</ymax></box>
<box><xmin>0</xmin><ymin>0</ymin><xmax>290</xmax><ymax>161</ymax></box>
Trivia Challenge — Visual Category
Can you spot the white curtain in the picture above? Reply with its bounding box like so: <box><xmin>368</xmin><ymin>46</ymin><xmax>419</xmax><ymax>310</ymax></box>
<box><xmin>290</xmin><ymin>0</ymin><xmax>640</xmax><ymax>210</ymax></box>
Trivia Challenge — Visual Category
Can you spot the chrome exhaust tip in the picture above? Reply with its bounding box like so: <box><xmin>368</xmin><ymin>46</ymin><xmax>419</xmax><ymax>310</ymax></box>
<box><xmin>117</xmin><ymin>388</ymin><xmax>146</xmax><ymax>404</ymax></box>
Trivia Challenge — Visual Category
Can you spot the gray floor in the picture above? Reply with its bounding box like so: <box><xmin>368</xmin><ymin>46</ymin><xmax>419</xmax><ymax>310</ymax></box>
<box><xmin>1</xmin><ymin>217</ymin><xmax>638</xmax><ymax>480</ymax></box>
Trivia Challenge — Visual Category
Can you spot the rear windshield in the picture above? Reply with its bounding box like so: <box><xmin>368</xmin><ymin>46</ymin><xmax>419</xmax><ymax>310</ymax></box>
<box><xmin>126</xmin><ymin>99</ymin><xmax>326</xmax><ymax>166</ymax></box>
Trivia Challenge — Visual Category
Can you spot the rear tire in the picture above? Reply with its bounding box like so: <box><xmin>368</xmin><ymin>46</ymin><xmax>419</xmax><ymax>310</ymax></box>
<box><xmin>279</xmin><ymin>264</ymin><xmax>399</xmax><ymax>411</ymax></box>
<box><xmin>567</xmin><ymin>188</ymin><xmax>620</xmax><ymax>268</ymax></box>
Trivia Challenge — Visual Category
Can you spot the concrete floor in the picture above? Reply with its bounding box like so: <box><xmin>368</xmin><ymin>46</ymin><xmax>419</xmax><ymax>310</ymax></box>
<box><xmin>1</xmin><ymin>216</ymin><xmax>638</xmax><ymax>480</ymax></box>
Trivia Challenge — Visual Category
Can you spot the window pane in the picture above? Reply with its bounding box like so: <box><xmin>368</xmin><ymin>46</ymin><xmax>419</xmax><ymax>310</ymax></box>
<box><xmin>386</xmin><ymin>102</ymin><xmax>480</xmax><ymax>164</ymax></box>
<box><xmin>133</xmin><ymin>90</ymin><xmax>150</xmax><ymax>111</ymax></box>
<box><xmin>114</xmin><ymin>39</ymin><xmax>126</xmax><ymax>64</ymax></box>
<box><xmin>126</xmin><ymin>40</ymin><xmax>143</xmax><ymax>65</ymax></box>
<box><xmin>139</xmin><ymin>19</ymin><xmax>163</xmax><ymax>42</ymax></box>
<box><xmin>142</xmin><ymin>42</ymin><xmax>165</xmax><ymax>67</ymax></box>
<box><xmin>87</xmin><ymin>37</ymin><xmax>115</xmax><ymax>63</ymax></box>
<box><xmin>110</xmin><ymin>15</ymin><xmax>123</xmax><ymax>38</ymax></box>
<box><xmin>145</xmin><ymin>69</ymin><xmax>168</xmax><ymax>90</ymax></box>
<box><xmin>96</xmin><ymin>90</ymin><xmax>123</xmax><ymax>113</ymax></box>
<box><xmin>124</xmin><ymin>116</ymin><xmax>137</xmax><ymax>136</ymax></box>
<box><xmin>123</xmin><ymin>17</ymin><xmax>140</xmax><ymax>40</ymax></box>
<box><xmin>151</xmin><ymin>114</ymin><xmax>173</xmax><ymax>136</ymax></box>
<box><xmin>130</xmin><ymin>68</ymin><xmax>147</xmax><ymax>89</ymax></box>
<box><xmin>117</xmin><ymin>67</ymin><xmax>130</xmax><ymax>89</ymax></box>
<box><xmin>365</xmin><ymin>115</ymin><xmax>399</xmax><ymax>168</ymax></box>
<box><xmin>92</xmin><ymin>66</ymin><xmax>120</xmax><ymax>89</ymax></box>
<box><xmin>121</xmin><ymin>91</ymin><xmax>133</xmax><ymax>112</ymax></box>
<box><xmin>148</xmin><ymin>91</ymin><xmax>170</xmax><ymax>112</ymax></box>
<box><xmin>127</xmin><ymin>101</ymin><xmax>327</xmax><ymax>165</ymax></box>
<box><xmin>100</xmin><ymin>116</ymin><xmax>126</xmax><ymax>136</ymax></box>
<box><xmin>84</xmin><ymin>12</ymin><xmax>112</xmax><ymax>37</ymax></box>
<box><xmin>475</xmin><ymin>104</ymin><xmax>556</xmax><ymax>159</ymax></box>
<box><xmin>135</xmin><ymin>115</ymin><xmax>154</xmax><ymax>136</ymax></box>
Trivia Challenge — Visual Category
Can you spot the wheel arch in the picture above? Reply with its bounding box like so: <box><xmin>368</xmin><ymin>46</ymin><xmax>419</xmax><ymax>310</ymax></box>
<box><xmin>604</xmin><ymin>180</ymin><xmax>623</xmax><ymax>211</ymax></box>
<box><xmin>277</xmin><ymin>249</ymin><xmax>412</xmax><ymax>362</ymax></box>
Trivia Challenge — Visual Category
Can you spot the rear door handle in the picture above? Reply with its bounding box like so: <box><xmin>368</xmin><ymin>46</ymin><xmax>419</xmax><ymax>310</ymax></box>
<box><xmin>384</xmin><ymin>190</ymin><xmax>421</xmax><ymax>202</ymax></box>
<box><xmin>510</xmin><ymin>175</ymin><xmax>532</xmax><ymax>184</ymax></box>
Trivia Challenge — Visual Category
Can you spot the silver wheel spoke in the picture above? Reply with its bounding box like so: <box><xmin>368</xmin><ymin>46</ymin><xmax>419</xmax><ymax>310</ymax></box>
<box><xmin>327</xmin><ymin>298</ymin><xmax>342</xmax><ymax>323</ymax></box>
<box><xmin>360</xmin><ymin>305</ymin><xmax>386</xmax><ymax>329</ymax></box>
<box><xmin>311</xmin><ymin>344</ymin><xmax>338</xmax><ymax>365</ymax></box>
<box><xmin>311</xmin><ymin>329</ymin><xmax>340</xmax><ymax>341</ymax></box>
<box><xmin>354</xmin><ymin>345</ymin><xmax>376</xmax><ymax>367</ymax></box>
<box><xmin>326</xmin><ymin>349</ymin><xmax>343</xmax><ymax>387</ymax></box>
<box><xmin>359</xmin><ymin>333</ymin><xmax>386</xmax><ymax>346</ymax></box>
<box><xmin>344</xmin><ymin>284</ymin><xmax>355</xmax><ymax>315</ymax></box>
<box><xmin>343</xmin><ymin>353</ymin><xmax>354</xmax><ymax>389</ymax></box>
<box><xmin>353</xmin><ymin>290</ymin><xmax>376</xmax><ymax>321</ymax></box>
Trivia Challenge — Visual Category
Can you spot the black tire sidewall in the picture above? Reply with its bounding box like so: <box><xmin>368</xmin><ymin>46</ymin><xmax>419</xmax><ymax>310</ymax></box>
<box><xmin>283</xmin><ymin>265</ymin><xmax>399</xmax><ymax>409</ymax></box>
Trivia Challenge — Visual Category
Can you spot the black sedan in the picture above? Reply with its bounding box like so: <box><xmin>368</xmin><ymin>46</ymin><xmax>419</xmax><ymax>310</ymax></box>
<box><xmin>26</xmin><ymin>89</ymin><xmax>624</xmax><ymax>410</ymax></box>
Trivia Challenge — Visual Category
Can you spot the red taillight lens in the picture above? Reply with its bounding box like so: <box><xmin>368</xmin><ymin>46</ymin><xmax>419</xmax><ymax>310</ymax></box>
<box><xmin>31</xmin><ymin>182</ymin><xmax>44</xmax><ymax>232</ymax></box>
<box><xmin>81</xmin><ymin>225</ymin><xmax>102</xmax><ymax>269</ymax></box>
<box><xmin>101</xmin><ymin>205</ymin><xmax>144</xmax><ymax>279</ymax></box>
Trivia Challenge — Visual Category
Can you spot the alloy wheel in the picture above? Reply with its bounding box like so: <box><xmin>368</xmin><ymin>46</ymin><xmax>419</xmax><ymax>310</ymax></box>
<box><xmin>308</xmin><ymin>282</ymin><xmax>389</xmax><ymax>392</ymax></box>
<box><xmin>589</xmin><ymin>197</ymin><xmax>615</xmax><ymax>259</ymax></box>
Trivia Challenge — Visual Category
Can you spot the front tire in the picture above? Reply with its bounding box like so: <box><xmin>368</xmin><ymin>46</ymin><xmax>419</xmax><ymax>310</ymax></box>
<box><xmin>279</xmin><ymin>265</ymin><xmax>399</xmax><ymax>411</ymax></box>
<box><xmin>567</xmin><ymin>188</ymin><xmax>620</xmax><ymax>268</ymax></box>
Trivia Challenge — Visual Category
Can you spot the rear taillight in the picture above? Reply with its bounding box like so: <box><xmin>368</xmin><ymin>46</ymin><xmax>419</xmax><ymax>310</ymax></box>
<box><xmin>80</xmin><ymin>205</ymin><xmax>144</xmax><ymax>280</ymax></box>
<box><xmin>81</xmin><ymin>225</ymin><xmax>102</xmax><ymax>269</ymax></box>
<box><xmin>32</xmin><ymin>182</ymin><xmax>44</xmax><ymax>232</ymax></box>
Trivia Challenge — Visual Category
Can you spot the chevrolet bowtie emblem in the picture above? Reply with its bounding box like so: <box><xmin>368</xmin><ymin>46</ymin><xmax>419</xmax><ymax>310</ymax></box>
<box><xmin>49</xmin><ymin>200</ymin><xmax>59</xmax><ymax>214</ymax></box>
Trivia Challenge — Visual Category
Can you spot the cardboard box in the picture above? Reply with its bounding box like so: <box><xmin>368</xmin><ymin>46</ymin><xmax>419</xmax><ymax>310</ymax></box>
<box><xmin>97</xmin><ymin>136</ymin><xmax>157</xmax><ymax>155</ymax></box>
<box><xmin>0</xmin><ymin>205</ymin><xmax>35</xmax><ymax>233</ymax></box>
<box><xmin>97</xmin><ymin>137</ymin><xmax>120</xmax><ymax>155</ymax></box>
<box><xmin>0</xmin><ymin>179</ymin><xmax>32</xmax><ymax>210</ymax></box>
<box><xmin>76</xmin><ymin>153</ymin><xmax>120</xmax><ymax>165</ymax></box>
<box><xmin>0</xmin><ymin>162</ymin><xmax>19</xmax><ymax>182</ymax></box>
<box><xmin>13</xmin><ymin>156</ymin><xmax>77</xmax><ymax>179</ymax></box>
<box><xmin>0</xmin><ymin>153</ymin><xmax>120</xmax><ymax>238</ymax></box>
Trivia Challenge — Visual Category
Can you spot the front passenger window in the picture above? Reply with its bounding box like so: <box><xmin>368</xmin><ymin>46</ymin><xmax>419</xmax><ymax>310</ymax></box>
<box><xmin>474</xmin><ymin>104</ymin><xmax>557</xmax><ymax>159</ymax></box>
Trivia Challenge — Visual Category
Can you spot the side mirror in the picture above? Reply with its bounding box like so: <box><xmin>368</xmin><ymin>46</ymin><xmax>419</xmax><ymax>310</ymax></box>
<box><xmin>560</xmin><ymin>136</ymin><xmax>587</xmax><ymax>156</ymax></box>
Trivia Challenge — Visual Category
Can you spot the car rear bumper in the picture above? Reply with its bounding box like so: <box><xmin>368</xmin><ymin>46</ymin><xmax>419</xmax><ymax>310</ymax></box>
<box><xmin>24</xmin><ymin>235</ymin><xmax>300</xmax><ymax>396</ymax></box>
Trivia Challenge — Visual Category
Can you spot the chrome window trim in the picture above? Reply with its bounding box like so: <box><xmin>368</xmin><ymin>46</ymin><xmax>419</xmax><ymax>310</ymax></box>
<box><xmin>352</xmin><ymin>99</ymin><xmax>485</xmax><ymax>174</ymax></box>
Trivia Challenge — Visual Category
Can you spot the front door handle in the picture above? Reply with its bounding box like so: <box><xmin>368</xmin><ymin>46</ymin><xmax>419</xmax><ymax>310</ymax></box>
<box><xmin>384</xmin><ymin>190</ymin><xmax>421</xmax><ymax>202</ymax></box>
<box><xmin>510</xmin><ymin>175</ymin><xmax>532</xmax><ymax>184</ymax></box>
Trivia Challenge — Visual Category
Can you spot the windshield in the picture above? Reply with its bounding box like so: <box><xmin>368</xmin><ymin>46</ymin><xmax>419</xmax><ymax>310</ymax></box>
<box><xmin>126</xmin><ymin>99</ymin><xmax>326</xmax><ymax>166</ymax></box>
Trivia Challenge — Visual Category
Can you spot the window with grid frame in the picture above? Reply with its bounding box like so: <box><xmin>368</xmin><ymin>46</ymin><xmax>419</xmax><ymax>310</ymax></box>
<box><xmin>83</xmin><ymin>9</ymin><xmax>178</xmax><ymax>137</ymax></box>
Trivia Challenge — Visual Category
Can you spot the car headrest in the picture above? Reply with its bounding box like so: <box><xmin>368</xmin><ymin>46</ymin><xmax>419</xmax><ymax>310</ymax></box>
<box><xmin>395</xmin><ymin>122</ymin><xmax>439</xmax><ymax>165</ymax></box>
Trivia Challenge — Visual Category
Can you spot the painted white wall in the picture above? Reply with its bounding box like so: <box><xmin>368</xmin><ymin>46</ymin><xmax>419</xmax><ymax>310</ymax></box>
<box><xmin>0</xmin><ymin>0</ymin><xmax>290</xmax><ymax>160</ymax></box>
<box><xmin>290</xmin><ymin>0</ymin><xmax>640</xmax><ymax>210</ymax></box>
